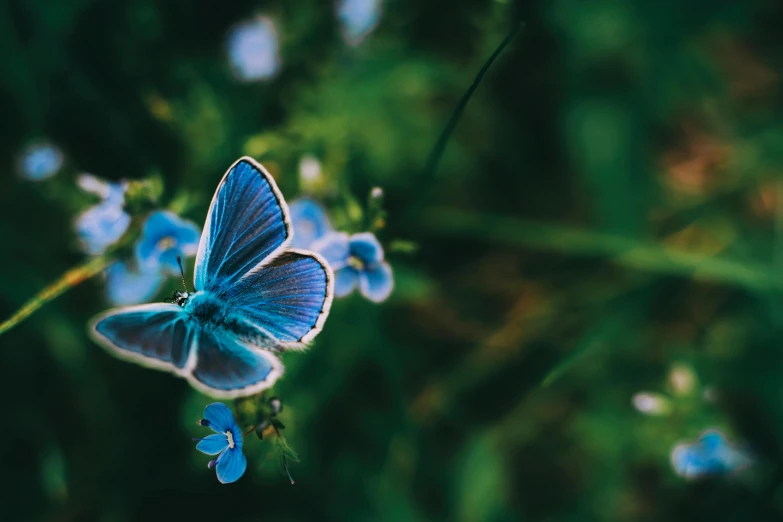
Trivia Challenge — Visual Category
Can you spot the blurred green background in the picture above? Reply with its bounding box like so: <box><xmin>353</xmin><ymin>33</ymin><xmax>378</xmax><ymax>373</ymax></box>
<box><xmin>3</xmin><ymin>0</ymin><xmax>783</xmax><ymax>520</ymax></box>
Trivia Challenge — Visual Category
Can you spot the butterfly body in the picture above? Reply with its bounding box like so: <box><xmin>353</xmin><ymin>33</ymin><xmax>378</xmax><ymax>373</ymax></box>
<box><xmin>90</xmin><ymin>157</ymin><xmax>333</xmax><ymax>398</ymax></box>
<box><xmin>182</xmin><ymin>291</ymin><xmax>279</xmax><ymax>350</ymax></box>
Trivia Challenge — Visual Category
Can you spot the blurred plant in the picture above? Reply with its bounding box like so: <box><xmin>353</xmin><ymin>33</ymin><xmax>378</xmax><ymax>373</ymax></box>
<box><xmin>298</xmin><ymin>155</ymin><xmax>323</xmax><ymax>191</ymax></box>
<box><xmin>671</xmin><ymin>430</ymin><xmax>753</xmax><ymax>480</ymax></box>
<box><xmin>631</xmin><ymin>392</ymin><xmax>672</xmax><ymax>416</ymax></box>
<box><xmin>194</xmin><ymin>403</ymin><xmax>248</xmax><ymax>484</ymax></box>
<box><xmin>253</xmin><ymin>396</ymin><xmax>299</xmax><ymax>484</ymax></box>
<box><xmin>18</xmin><ymin>142</ymin><xmax>64</xmax><ymax>181</ymax></box>
<box><xmin>74</xmin><ymin>174</ymin><xmax>131</xmax><ymax>255</ymax></box>
<box><xmin>226</xmin><ymin>16</ymin><xmax>280</xmax><ymax>82</ymax></box>
<box><xmin>668</xmin><ymin>363</ymin><xmax>698</xmax><ymax>396</ymax></box>
<box><xmin>337</xmin><ymin>0</ymin><xmax>382</xmax><ymax>46</ymax></box>
<box><xmin>631</xmin><ymin>364</ymin><xmax>706</xmax><ymax>416</ymax></box>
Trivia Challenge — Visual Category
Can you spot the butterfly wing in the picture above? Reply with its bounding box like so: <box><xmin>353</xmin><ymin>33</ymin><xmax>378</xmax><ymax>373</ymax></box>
<box><xmin>218</xmin><ymin>249</ymin><xmax>333</xmax><ymax>346</ymax></box>
<box><xmin>89</xmin><ymin>304</ymin><xmax>197</xmax><ymax>374</ymax></box>
<box><xmin>189</xmin><ymin>327</ymin><xmax>283</xmax><ymax>397</ymax></box>
<box><xmin>194</xmin><ymin>157</ymin><xmax>291</xmax><ymax>293</ymax></box>
<box><xmin>90</xmin><ymin>303</ymin><xmax>283</xmax><ymax>398</ymax></box>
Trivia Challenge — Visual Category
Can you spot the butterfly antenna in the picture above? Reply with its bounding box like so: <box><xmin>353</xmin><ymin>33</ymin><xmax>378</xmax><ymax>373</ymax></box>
<box><xmin>176</xmin><ymin>256</ymin><xmax>188</xmax><ymax>290</ymax></box>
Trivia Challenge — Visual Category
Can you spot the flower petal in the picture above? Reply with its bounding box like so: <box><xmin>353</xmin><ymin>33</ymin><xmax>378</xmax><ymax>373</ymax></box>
<box><xmin>196</xmin><ymin>434</ymin><xmax>228</xmax><ymax>455</ymax></box>
<box><xmin>358</xmin><ymin>261</ymin><xmax>393</xmax><ymax>303</ymax></box>
<box><xmin>105</xmin><ymin>262</ymin><xmax>163</xmax><ymax>306</ymax></box>
<box><xmin>18</xmin><ymin>142</ymin><xmax>63</xmax><ymax>181</ymax></box>
<box><xmin>171</xmin><ymin>219</ymin><xmax>201</xmax><ymax>254</ymax></box>
<box><xmin>134</xmin><ymin>237</ymin><xmax>158</xmax><ymax>270</ymax></box>
<box><xmin>159</xmin><ymin>249</ymin><xmax>184</xmax><ymax>276</ymax></box>
<box><xmin>202</xmin><ymin>403</ymin><xmax>237</xmax><ymax>434</ymax></box>
<box><xmin>334</xmin><ymin>267</ymin><xmax>359</xmax><ymax>297</ymax></box>
<box><xmin>672</xmin><ymin>445</ymin><xmax>703</xmax><ymax>479</ymax></box>
<box><xmin>227</xmin><ymin>17</ymin><xmax>280</xmax><ymax>82</ymax></box>
<box><xmin>216</xmin><ymin>448</ymin><xmax>247</xmax><ymax>484</ymax></box>
<box><xmin>75</xmin><ymin>202</ymin><xmax>131</xmax><ymax>255</ymax></box>
<box><xmin>349</xmin><ymin>232</ymin><xmax>384</xmax><ymax>265</ymax></box>
<box><xmin>289</xmin><ymin>198</ymin><xmax>332</xmax><ymax>249</ymax></box>
<box><xmin>135</xmin><ymin>211</ymin><xmax>201</xmax><ymax>271</ymax></box>
<box><xmin>312</xmin><ymin>232</ymin><xmax>350</xmax><ymax>270</ymax></box>
<box><xmin>699</xmin><ymin>430</ymin><xmax>727</xmax><ymax>451</ymax></box>
<box><xmin>337</xmin><ymin>0</ymin><xmax>382</xmax><ymax>46</ymax></box>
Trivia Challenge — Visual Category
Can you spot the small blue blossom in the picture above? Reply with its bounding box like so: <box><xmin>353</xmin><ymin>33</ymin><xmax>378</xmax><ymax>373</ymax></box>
<box><xmin>105</xmin><ymin>261</ymin><xmax>164</xmax><ymax>306</ymax></box>
<box><xmin>671</xmin><ymin>429</ymin><xmax>752</xmax><ymax>480</ymax></box>
<box><xmin>337</xmin><ymin>0</ymin><xmax>382</xmax><ymax>46</ymax></box>
<box><xmin>194</xmin><ymin>403</ymin><xmax>247</xmax><ymax>484</ymax></box>
<box><xmin>227</xmin><ymin>17</ymin><xmax>280</xmax><ymax>82</ymax></box>
<box><xmin>289</xmin><ymin>198</ymin><xmax>333</xmax><ymax>249</ymax></box>
<box><xmin>75</xmin><ymin>174</ymin><xmax>131</xmax><ymax>255</ymax></box>
<box><xmin>135</xmin><ymin>211</ymin><xmax>200</xmax><ymax>275</ymax></box>
<box><xmin>18</xmin><ymin>142</ymin><xmax>64</xmax><ymax>181</ymax></box>
<box><xmin>312</xmin><ymin>231</ymin><xmax>393</xmax><ymax>302</ymax></box>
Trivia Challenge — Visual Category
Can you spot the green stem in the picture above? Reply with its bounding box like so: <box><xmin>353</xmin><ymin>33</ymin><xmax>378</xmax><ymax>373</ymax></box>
<box><xmin>421</xmin><ymin>207</ymin><xmax>783</xmax><ymax>293</ymax></box>
<box><xmin>0</xmin><ymin>256</ymin><xmax>113</xmax><ymax>336</ymax></box>
<box><xmin>421</xmin><ymin>22</ymin><xmax>522</xmax><ymax>179</ymax></box>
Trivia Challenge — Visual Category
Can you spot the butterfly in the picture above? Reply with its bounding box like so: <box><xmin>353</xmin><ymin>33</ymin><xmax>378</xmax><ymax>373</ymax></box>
<box><xmin>89</xmin><ymin>157</ymin><xmax>334</xmax><ymax>398</ymax></box>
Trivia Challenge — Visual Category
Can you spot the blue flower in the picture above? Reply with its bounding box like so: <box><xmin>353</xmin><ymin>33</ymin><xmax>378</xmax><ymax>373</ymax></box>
<box><xmin>18</xmin><ymin>142</ymin><xmax>64</xmax><ymax>181</ymax></box>
<box><xmin>313</xmin><ymin>231</ymin><xmax>393</xmax><ymax>302</ymax></box>
<box><xmin>105</xmin><ymin>261</ymin><xmax>164</xmax><ymax>306</ymax></box>
<box><xmin>135</xmin><ymin>211</ymin><xmax>200</xmax><ymax>275</ymax></box>
<box><xmin>337</xmin><ymin>0</ymin><xmax>382</xmax><ymax>45</ymax></box>
<box><xmin>227</xmin><ymin>17</ymin><xmax>280</xmax><ymax>82</ymax></box>
<box><xmin>194</xmin><ymin>403</ymin><xmax>247</xmax><ymax>484</ymax></box>
<box><xmin>75</xmin><ymin>175</ymin><xmax>131</xmax><ymax>255</ymax></box>
<box><xmin>289</xmin><ymin>198</ymin><xmax>333</xmax><ymax>249</ymax></box>
<box><xmin>671</xmin><ymin>429</ymin><xmax>752</xmax><ymax>480</ymax></box>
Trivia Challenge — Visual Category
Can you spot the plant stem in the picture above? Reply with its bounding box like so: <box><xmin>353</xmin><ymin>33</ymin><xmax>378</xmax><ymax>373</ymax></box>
<box><xmin>0</xmin><ymin>256</ymin><xmax>113</xmax><ymax>336</ymax></box>
<box><xmin>421</xmin><ymin>22</ymin><xmax>522</xmax><ymax>180</ymax></box>
<box><xmin>421</xmin><ymin>207</ymin><xmax>783</xmax><ymax>294</ymax></box>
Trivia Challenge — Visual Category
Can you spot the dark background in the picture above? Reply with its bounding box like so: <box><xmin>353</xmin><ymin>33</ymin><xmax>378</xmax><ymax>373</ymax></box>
<box><xmin>3</xmin><ymin>0</ymin><xmax>783</xmax><ymax>520</ymax></box>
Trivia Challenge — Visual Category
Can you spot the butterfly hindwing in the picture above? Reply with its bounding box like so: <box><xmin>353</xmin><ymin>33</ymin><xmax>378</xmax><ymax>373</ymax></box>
<box><xmin>219</xmin><ymin>249</ymin><xmax>333</xmax><ymax>345</ymax></box>
<box><xmin>194</xmin><ymin>157</ymin><xmax>291</xmax><ymax>293</ymax></box>
<box><xmin>189</xmin><ymin>328</ymin><xmax>284</xmax><ymax>397</ymax></box>
<box><xmin>89</xmin><ymin>303</ymin><xmax>196</xmax><ymax>373</ymax></box>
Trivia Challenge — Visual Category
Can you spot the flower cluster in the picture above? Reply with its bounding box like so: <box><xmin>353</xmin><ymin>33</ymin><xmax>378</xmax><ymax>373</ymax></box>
<box><xmin>289</xmin><ymin>197</ymin><xmax>394</xmax><ymax>303</ymax></box>
<box><xmin>671</xmin><ymin>430</ymin><xmax>752</xmax><ymax>480</ymax></box>
<box><xmin>75</xmin><ymin>174</ymin><xmax>131</xmax><ymax>255</ymax></box>
<box><xmin>194</xmin><ymin>398</ymin><xmax>296</xmax><ymax>485</ymax></box>
<box><xmin>72</xmin><ymin>170</ymin><xmax>200</xmax><ymax>305</ymax></box>
<box><xmin>107</xmin><ymin>211</ymin><xmax>200</xmax><ymax>305</ymax></box>
<box><xmin>630</xmin><ymin>363</ymin><xmax>754</xmax><ymax>480</ymax></box>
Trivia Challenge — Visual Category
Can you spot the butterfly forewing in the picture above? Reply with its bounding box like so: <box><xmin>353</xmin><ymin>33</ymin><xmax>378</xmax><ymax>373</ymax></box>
<box><xmin>194</xmin><ymin>158</ymin><xmax>291</xmax><ymax>292</ymax></box>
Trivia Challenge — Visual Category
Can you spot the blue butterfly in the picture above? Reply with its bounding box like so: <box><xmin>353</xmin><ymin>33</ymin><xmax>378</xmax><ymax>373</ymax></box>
<box><xmin>89</xmin><ymin>157</ymin><xmax>334</xmax><ymax>398</ymax></box>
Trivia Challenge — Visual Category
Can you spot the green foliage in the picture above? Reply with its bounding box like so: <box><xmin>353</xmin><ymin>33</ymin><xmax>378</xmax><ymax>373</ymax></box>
<box><xmin>3</xmin><ymin>0</ymin><xmax>783</xmax><ymax>521</ymax></box>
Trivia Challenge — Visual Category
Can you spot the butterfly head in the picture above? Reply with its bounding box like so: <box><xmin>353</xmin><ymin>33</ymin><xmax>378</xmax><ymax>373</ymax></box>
<box><xmin>172</xmin><ymin>290</ymin><xmax>190</xmax><ymax>307</ymax></box>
